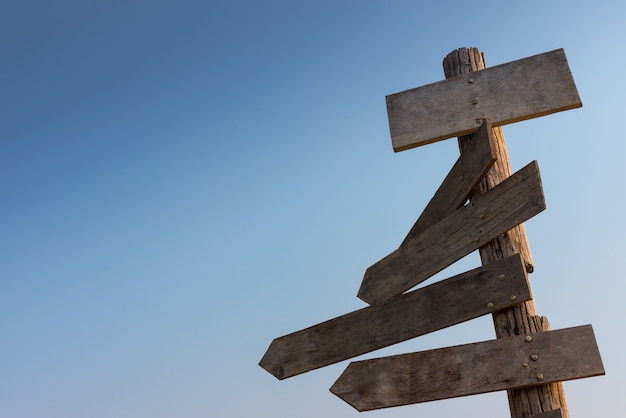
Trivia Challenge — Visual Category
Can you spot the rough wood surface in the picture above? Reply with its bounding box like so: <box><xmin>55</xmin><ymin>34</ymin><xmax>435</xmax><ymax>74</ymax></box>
<box><xmin>531</xmin><ymin>409</ymin><xmax>565</xmax><ymax>418</ymax></box>
<box><xmin>402</xmin><ymin>118</ymin><xmax>496</xmax><ymax>244</ymax></box>
<box><xmin>443</xmin><ymin>48</ymin><xmax>572</xmax><ymax>418</ymax></box>
<box><xmin>358</xmin><ymin>161</ymin><xmax>544</xmax><ymax>305</ymax></box>
<box><xmin>388</xmin><ymin>49</ymin><xmax>581</xmax><ymax>151</ymax></box>
<box><xmin>330</xmin><ymin>325</ymin><xmax>604</xmax><ymax>412</ymax></box>
<box><xmin>260</xmin><ymin>254</ymin><xmax>530</xmax><ymax>379</ymax></box>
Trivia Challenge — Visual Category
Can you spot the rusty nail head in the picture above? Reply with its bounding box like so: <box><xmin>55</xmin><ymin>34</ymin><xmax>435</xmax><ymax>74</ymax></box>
<box><xmin>525</xmin><ymin>336</ymin><xmax>533</xmax><ymax>343</ymax></box>
<box><xmin>479</xmin><ymin>214</ymin><xmax>485</xmax><ymax>220</ymax></box>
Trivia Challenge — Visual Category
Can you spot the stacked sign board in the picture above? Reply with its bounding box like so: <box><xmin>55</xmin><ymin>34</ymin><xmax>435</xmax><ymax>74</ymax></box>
<box><xmin>260</xmin><ymin>49</ymin><xmax>604</xmax><ymax>414</ymax></box>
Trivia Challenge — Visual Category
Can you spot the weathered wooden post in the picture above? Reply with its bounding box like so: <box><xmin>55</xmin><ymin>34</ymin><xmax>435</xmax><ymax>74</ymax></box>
<box><xmin>443</xmin><ymin>47</ymin><xmax>569</xmax><ymax>418</ymax></box>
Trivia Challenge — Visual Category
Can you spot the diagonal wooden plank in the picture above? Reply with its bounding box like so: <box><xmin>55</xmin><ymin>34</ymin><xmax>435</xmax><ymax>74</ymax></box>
<box><xmin>330</xmin><ymin>325</ymin><xmax>604</xmax><ymax>412</ymax></box>
<box><xmin>401</xmin><ymin>118</ymin><xmax>496</xmax><ymax>245</ymax></box>
<box><xmin>387</xmin><ymin>49</ymin><xmax>582</xmax><ymax>152</ymax></box>
<box><xmin>358</xmin><ymin>161</ymin><xmax>545</xmax><ymax>305</ymax></box>
<box><xmin>259</xmin><ymin>254</ymin><xmax>530</xmax><ymax>380</ymax></box>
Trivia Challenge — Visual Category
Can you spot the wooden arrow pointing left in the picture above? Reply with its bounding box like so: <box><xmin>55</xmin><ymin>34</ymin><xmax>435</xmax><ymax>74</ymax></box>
<box><xmin>330</xmin><ymin>325</ymin><xmax>604</xmax><ymax>411</ymax></box>
<box><xmin>259</xmin><ymin>254</ymin><xmax>530</xmax><ymax>379</ymax></box>
<box><xmin>358</xmin><ymin>160</ymin><xmax>545</xmax><ymax>305</ymax></box>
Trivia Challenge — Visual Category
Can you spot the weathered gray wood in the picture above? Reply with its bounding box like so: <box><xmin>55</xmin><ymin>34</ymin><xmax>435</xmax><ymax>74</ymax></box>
<box><xmin>259</xmin><ymin>254</ymin><xmax>530</xmax><ymax>379</ymax></box>
<box><xmin>388</xmin><ymin>49</ymin><xmax>581</xmax><ymax>151</ymax></box>
<box><xmin>401</xmin><ymin>118</ymin><xmax>496</xmax><ymax>244</ymax></box>
<box><xmin>330</xmin><ymin>325</ymin><xmax>604</xmax><ymax>411</ymax></box>
<box><xmin>443</xmin><ymin>48</ymin><xmax>571</xmax><ymax>417</ymax></box>
<box><xmin>358</xmin><ymin>161</ymin><xmax>545</xmax><ymax>305</ymax></box>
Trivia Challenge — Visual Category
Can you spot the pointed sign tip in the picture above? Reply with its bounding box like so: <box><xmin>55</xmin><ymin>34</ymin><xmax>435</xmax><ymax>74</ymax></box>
<box><xmin>258</xmin><ymin>341</ymin><xmax>287</xmax><ymax>380</ymax></box>
<box><xmin>356</xmin><ymin>268</ymin><xmax>376</xmax><ymax>305</ymax></box>
<box><xmin>330</xmin><ymin>371</ymin><xmax>366</xmax><ymax>412</ymax></box>
<box><xmin>355</xmin><ymin>287</ymin><xmax>370</xmax><ymax>305</ymax></box>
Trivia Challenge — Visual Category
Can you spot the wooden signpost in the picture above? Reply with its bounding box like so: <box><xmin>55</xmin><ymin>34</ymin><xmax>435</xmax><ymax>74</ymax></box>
<box><xmin>259</xmin><ymin>48</ymin><xmax>604</xmax><ymax>417</ymax></box>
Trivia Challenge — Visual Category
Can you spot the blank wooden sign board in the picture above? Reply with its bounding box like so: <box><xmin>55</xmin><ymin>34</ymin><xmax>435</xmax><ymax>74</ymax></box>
<box><xmin>387</xmin><ymin>49</ymin><xmax>582</xmax><ymax>151</ymax></box>
<box><xmin>259</xmin><ymin>48</ymin><xmax>604</xmax><ymax>416</ymax></box>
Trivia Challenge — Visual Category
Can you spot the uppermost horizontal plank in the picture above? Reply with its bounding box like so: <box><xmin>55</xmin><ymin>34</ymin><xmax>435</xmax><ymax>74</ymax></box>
<box><xmin>387</xmin><ymin>49</ymin><xmax>582</xmax><ymax>152</ymax></box>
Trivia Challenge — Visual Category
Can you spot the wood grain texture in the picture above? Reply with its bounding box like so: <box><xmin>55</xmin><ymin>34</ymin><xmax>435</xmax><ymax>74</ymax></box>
<box><xmin>358</xmin><ymin>161</ymin><xmax>545</xmax><ymax>305</ymax></box>
<box><xmin>259</xmin><ymin>254</ymin><xmax>530</xmax><ymax>379</ymax></box>
<box><xmin>443</xmin><ymin>48</ymin><xmax>573</xmax><ymax>417</ymax></box>
<box><xmin>388</xmin><ymin>49</ymin><xmax>581</xmax><ymax>151</ymax></box>
<box><xmin>401</xmin><ymin>118</ymin><xmax>496</xmax><ymax>244</ymax></box>
<box><xmin>531</xmin><ymin>409</ymin><xmax>565</xmax><ymax>418</ymax></box>
<box><xmin>330</xmin><ymin>325</ymin><xmax>604</xmax><ymax>412</ymax></box>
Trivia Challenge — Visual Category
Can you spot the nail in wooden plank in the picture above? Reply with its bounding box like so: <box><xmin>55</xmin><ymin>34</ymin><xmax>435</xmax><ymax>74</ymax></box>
<box><xmin>330</xmin><ymin>325</ymin><xmax>604</xmax><ymax>411</ymax></box>
<box><xmin>402</xmin><ymin>118</ymin><xmax>496</xmax><ymax>244</ymax></box>
<box><xmin>387</xmin><ymin>49</ymin><xmax>581</xmax><ymax>152</ymax></box>
<box><xmin>259</xmin><ymin>254</ymin><xmax>530</xmax><ymax>379</ymax></box>
<box><xmin>358</xmin><ymin>160</ymin><xmax>545</xmax><ymax>305</ymax></box>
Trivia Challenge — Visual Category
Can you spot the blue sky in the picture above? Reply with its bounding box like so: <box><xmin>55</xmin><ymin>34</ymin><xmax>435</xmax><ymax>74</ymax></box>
<box><xmin>1</xmin><ymin>1</ymin><xmax>624</xmax><ymax>417</ymax></box>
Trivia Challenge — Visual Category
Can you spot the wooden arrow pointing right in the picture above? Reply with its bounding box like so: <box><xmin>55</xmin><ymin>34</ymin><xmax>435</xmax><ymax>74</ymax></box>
<box><xmin>330</xmin><ymin>325</ymin><xmax>605</xmax><ymax>411</ymax></box>
<box><xmin>358</xmin><ymin>160</ymin><xmax>545</xmax><ymax>305</ymax></box>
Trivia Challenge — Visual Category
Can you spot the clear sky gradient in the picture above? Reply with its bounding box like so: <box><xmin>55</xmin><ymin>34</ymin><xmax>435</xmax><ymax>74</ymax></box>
<box><xmin>2</xmin><ymin>1</ymin><xmax>625</xmax><ymax>417</ymax></box>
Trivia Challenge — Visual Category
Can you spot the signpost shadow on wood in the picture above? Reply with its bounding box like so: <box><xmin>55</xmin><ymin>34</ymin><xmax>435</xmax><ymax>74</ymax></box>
<box><xmin>259</xmin><ymin>48</ymin><xmax>604</xmax><ymax>418</ymax></box>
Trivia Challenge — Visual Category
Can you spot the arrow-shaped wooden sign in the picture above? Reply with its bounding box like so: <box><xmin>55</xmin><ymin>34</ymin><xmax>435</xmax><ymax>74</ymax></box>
<box><xmin>358</xmin><ymin>160</ymin><xmax>545</xmax><ymax>305</ymax></box>
<box><xmin>387</xmin><ymin>49</ymin><xmax>581</xmax><ymax>151</ymax></box>
<box><xmin>330</xmin><ymin>325</ymin><xmax>604</xmax><ymax>411</ymax></box>
<box><xmin>259</xmin><ymin>254</ymin><xmax>530</xmax><ymax>379</ymax></box>
<box><xmin>402</xmin><ymin>118</ymin><xmax>496</xmax><ymax>244</ymax></box>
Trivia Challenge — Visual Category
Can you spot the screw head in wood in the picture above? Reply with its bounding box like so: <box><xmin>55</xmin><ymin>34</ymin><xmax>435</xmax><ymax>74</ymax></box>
<box><xmin>522</xmin><ymin>361</ymin><xmax>529</xmax><ymax>368</ymax></box>
<box><xmin>471</xmin><ymin>98</ymin><xmax>480</xmax><ymax>105</ymax></box>
<box><xmin>499</xmin><ymin>274</ymin><xmax>506</xmax><ymax>281</ymax></box>
<box><xmin>525</xmin><ymin>336</ymin><xmax>533</xmax><ymax>343</ymax></box>
<box><xmin>474</xmin><ymin>236</ymin><xmax>480</xmax><ymax>243</ymax></box>
<box><xmin>510</xmin><ymin>295</ymin><xmax>517</xmax><ymax>301</ymax></box>
<box><xmin>531</xmin><ymin>353</ymin><xmax>539</xmax><ymax>361</ymax></box>
<box><xmin>537</xmin><ymin>374</ymin><xmax>544</xmax><ymax>381</ymax></box>
<box><xmin>468</xmin><ymin>78</ymin><xmax>474</xmax><ymax>84</ymax></box>
<box><xmin>487</xmin><ymin>302</ymin><xmax>494</xmax><ymax>309</ymax></box>
<box><xmin>479</xmin><ymin>214</ymin><xmax>485</xmax><ymax>220</ymax></box>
